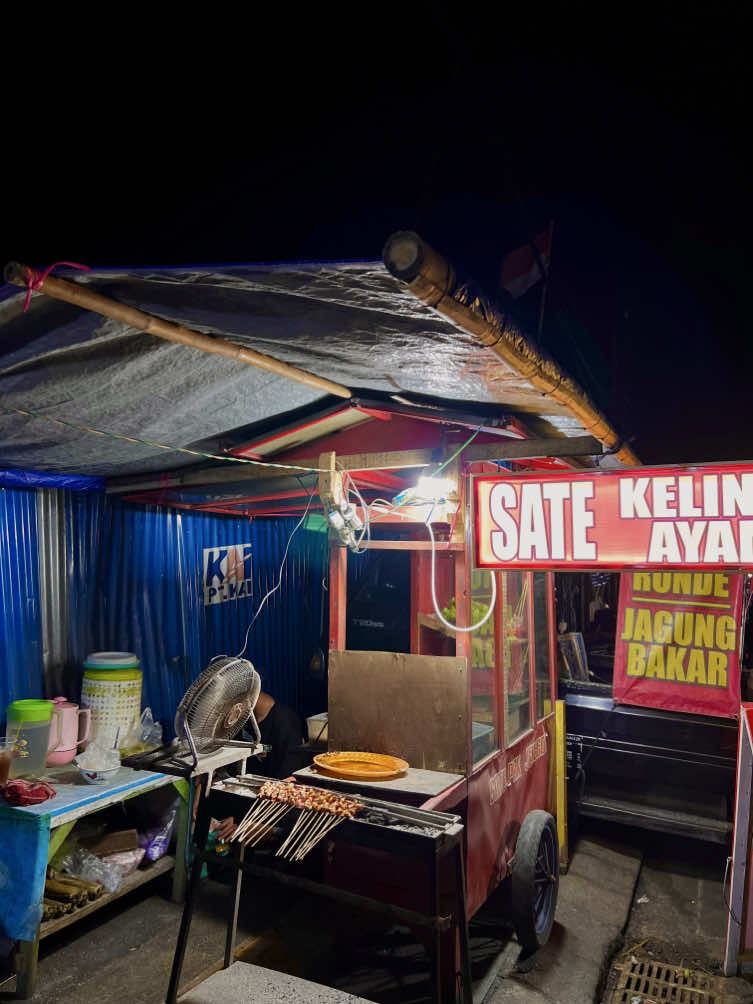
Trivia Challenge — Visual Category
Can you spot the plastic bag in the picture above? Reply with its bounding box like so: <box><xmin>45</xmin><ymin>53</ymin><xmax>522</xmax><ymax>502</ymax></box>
<box><xmin>55</xmin><ymin>847</ymin><xmax>122</xmax><ymax>893</ymax></box>
<box><xmin>75</xmin><ymin>739</ymin><xmax>120</xmax><ymax>771</ymax></box>
<box><xmin>101</xmin><ymin>848</ymin><xmax>145</xmax><ymax>876</ymax></box>
<box><xmin>138</xmin><ymin>798</ymin><xmax>179</xmax><ymax>861</ymax></box>
<box><xmin>121</xmin><ymin>708</ymin><xmax>163</xmax><ymax>754</ymax></box>
<box><xmin>140</xmin><ymin>708</ymin><xmax>163</xmax><ymax>748</ymax></box>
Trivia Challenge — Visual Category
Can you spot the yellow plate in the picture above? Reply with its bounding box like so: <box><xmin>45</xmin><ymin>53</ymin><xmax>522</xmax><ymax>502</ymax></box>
<box><xmin>313</xmin><ymin>751</ymin><xmax>409</xmax><ymax>781</ymax></box>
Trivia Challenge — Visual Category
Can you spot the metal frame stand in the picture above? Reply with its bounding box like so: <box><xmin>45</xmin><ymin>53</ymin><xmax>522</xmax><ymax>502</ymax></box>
<box><xmin>166</xmin><ymin>790</ymin><xmax>472</xmax><ymax>1004</ymax></box>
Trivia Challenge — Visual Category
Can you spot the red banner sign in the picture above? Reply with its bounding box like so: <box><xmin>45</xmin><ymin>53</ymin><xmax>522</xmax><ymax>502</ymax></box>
<box><xmin>474</xmin><ymin>463</ymin><xmax>753</xmax><ymax>569</ymax></box>
<box><xmin>613</xmin><ymin>571</ymin><xmax>744</xmax><ymax>718</ymax></box>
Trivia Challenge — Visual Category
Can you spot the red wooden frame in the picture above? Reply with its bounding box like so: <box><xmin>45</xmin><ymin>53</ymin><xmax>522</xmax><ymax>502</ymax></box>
<box><xmin>326</xmin><ymin>473</ymin><xmax>558</xmax><ymax>920</ymax></box>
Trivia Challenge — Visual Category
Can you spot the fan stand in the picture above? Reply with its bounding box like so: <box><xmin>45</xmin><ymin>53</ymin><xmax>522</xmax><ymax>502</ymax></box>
<box><xmin>123</xmin><ymin>725</ymin><xmax>265</xmax><ymax>781</ymax></box>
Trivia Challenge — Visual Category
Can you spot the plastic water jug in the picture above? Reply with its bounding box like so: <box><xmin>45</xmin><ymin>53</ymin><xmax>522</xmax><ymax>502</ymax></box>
<box><xmin>6</xmin><ymin>700</ymin><xmax>62</xmax><ymax>778</ymax></box>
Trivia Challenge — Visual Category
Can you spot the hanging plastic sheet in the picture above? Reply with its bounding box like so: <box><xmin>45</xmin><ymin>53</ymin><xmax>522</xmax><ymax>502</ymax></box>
<box><xmin>0</xmin><ymin>468</ymin><xmax>102</xmax><ymax>491</ymax></box>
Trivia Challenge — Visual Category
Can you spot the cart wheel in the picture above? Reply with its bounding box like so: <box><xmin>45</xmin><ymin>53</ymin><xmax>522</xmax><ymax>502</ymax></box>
<box><xmin>510</xmin><ymin>810</ymin><xmax>559</xmax><ymax>954</ymax></box>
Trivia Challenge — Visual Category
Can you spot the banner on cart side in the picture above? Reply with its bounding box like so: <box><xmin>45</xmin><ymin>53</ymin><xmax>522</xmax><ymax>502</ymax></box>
<box><xmin>474</xmin><ymin>463</ymin><xmax>753</xmax><ymax>569</ymax></box>
<box><xmin>613</xmin><ymin>572</ymin><xmax>744</xmax><ymax>718</ymax></box>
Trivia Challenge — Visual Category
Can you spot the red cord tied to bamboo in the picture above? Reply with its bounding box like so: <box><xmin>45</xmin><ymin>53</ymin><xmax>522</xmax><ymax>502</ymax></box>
<box><xmin>22</xmin><ymin>261</ymin><xmax>90</xmax><ymax>312</ymax></box>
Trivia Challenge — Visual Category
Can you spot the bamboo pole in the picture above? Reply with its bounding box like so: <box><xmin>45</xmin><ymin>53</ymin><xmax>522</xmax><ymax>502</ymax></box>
<box><xmin>3</xmin><ymin>262</ymin><xmax>351</xmax><ymax>401</ymax></box>
<box><xmin>382</xmin><ymin>232</ymin><xmax>640</xmax><ymax>468</ymax></box>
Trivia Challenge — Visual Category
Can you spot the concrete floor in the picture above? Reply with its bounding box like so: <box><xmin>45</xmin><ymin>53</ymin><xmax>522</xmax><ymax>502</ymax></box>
<box><xmin>3</xmin><ymin>823</ymin><xmax>752</xmax><ymax>1003</ymax></box>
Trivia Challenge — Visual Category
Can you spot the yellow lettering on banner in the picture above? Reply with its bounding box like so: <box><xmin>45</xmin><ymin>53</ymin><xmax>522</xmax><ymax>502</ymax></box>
<box><xmin>654</xmin><ymin>610</ymin><xmax>673</xmax><ymax>644</ymax></box>
<box><xmin>634</xmin><ymin>609</ymin><xmax>652</xmax><ymax>642</ymax></box>
<box><xmin>717</xmin><ymin>615</ymin><xmax>736</xmax><ymax>651</ymax></box>
<box><xmin>646</xmin><ymin>645</ymin><xmax>666</xmax><ymax>679</ymax></box>
<box><xmin>620</xmin><ymin>607</ymin><xmax>635</xmax><ymax>641</ymax></box>
<box><xmin>714</xmin><ymin>574</ymin><xmax>730</xmax><ymax>598</ymax></box>
<box><xmin>694</xmin><ymin>614</ymin><xmax>715</xmax><ymax>649</ymax></box>
<box><xmin>665</xmin><ymin>646</ymin><xmax>687</xmax><ymax>681</ymax></box>
<box><xmin>633</xmin><ymin>573</ymin><xmax>652</xmax><ymax>592</ymax></box>
<box><xmin>686</xmin><ymin>649</ymin><xmax>707</xmax><ymax>685</ymax></box>
<box><xmin>654</xmin><ymin>573</ymin><xmax>672</xmax><ymax>594</ymax></box>
<box><xmin>673</xmin><ymin>573</ymin><xmax>693</xmax><ymax>595</ymax></box>
<box><xmin>674</xmin><ymin>612</ymin><xmax>692</xmax><ymax>646</ymax></box>
<box><xmin>693</xmin><ymin>573</ymin><xmax>713</xmax><ymax>596</ymax></box>
<box><xmin>627</xmin><ymin>643</ymin><xmax>646</xmax><ymax>677</ymax></box>
<box><xmin>707</xmin><ymin>651</ymin><xmax>728</xmax><ymax>687</ymax></box>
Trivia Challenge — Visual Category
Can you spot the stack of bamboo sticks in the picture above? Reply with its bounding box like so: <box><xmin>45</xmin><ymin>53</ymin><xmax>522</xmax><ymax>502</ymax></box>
<box><xmin>43</xmin><ymin>868</ymin><xmax>104</xmax><ymax>919</ymax></box>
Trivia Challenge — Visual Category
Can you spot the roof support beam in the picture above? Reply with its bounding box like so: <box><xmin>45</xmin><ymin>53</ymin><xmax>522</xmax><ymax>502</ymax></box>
<box><xmin>106</xmin><ymin>435</ymin><xmax>602</xmax><ymax>495</ymax></box>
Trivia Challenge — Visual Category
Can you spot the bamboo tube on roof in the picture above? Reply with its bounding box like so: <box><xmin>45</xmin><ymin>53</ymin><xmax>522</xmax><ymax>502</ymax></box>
<box><xmin>383</xmin><ymin>232</ymin><xmax>640</xmax><ymax>468</ymax></box>
<box><xmin>3</xmin><ymin>262</ymin><xmax>352</xmax><ymax>401</ymax></box>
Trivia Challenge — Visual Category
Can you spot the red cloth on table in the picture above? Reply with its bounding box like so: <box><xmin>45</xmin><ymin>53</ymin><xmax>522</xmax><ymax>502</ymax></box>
<box><xmin>1</xmin><ymin>779</ymin><xmax>57</xmax><ymax>805</ymax></box>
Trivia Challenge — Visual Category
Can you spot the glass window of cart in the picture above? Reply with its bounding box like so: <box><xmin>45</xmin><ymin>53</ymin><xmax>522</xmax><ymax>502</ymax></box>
<box><xmin>533</xmin><ymin>572</ymin><xmax>553</xmax><ymax>719</ymax></box>
<box><xmin>503</xmin><ymin>571</ymin><xmax>532</xmax><ymax>746</ymax></box>
<box><xmin>470</xmin><ymin>567</ymin><xmax>498</xmax><ymax>762</ymax></box>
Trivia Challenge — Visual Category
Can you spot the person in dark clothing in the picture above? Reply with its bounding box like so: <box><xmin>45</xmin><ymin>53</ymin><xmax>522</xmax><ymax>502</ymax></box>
<box><xmin>211</xmin><ymin>691</ymin><xmax>304</xmax><ymax>841</ymax></box>
<box><xmin>252</xmin><ymin>691</ymin><xmax>305</xmax><ymax>780</ymax></box>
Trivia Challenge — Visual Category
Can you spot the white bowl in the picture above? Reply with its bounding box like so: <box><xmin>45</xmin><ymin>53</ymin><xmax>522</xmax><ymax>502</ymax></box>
<box><xmin>74</xmin><ymin>760</ymin><xmax>120</xmax><ymax>785</ymax></box>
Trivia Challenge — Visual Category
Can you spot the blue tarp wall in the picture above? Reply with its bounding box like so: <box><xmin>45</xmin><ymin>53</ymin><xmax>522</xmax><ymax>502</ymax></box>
<box><xmin>1</xmin><ymin>485</ymin><xmax>328</xmax><ymax>733</ymax></box>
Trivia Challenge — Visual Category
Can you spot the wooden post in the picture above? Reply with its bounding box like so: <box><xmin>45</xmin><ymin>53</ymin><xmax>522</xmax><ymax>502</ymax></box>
<box><xmin>555</xmin><ymin>699</ymin><xmax>568</xmax><ymax>869</ymax></box>
<box><xmin>328</xmin><ymin>547</ymin><xmax>347</xmax><ymax>652</ymax></box>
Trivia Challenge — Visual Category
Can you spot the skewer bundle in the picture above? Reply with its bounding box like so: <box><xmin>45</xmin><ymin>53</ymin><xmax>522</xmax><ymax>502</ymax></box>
<box><xmin>231</xmin><ymin>781</ymin><xmax>362</xmax><ymax>859</ymax></box>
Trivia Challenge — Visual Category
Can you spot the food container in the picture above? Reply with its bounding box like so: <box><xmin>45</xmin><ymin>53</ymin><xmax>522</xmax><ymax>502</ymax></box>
<box><xmin>306</xmin><ymin>712</ymin><xmax>328</xmax><ymax>743</ymax></box>
<box><xmin>74</xmin><ymin>759</ymin><xmax>120</xmax><ymax>785</ymax></box>
<box><xmin>5</xmin><ymin>700</ymin><xmax>62</xmax><ymax>777</ymax></box>
<box><xmin>81</xmin><ymin>652</ymin><xmax>142</xmax><ymax>745</ymax></box>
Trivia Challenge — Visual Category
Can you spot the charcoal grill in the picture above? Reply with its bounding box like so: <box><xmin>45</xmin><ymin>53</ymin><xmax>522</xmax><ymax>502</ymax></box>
<box><xmin>167</xmin><ymin>774</ymin><xmax>471</xmax><ymax>1004</ymax></box>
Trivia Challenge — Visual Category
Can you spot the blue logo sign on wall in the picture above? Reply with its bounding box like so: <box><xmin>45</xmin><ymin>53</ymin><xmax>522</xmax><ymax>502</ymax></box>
<box><xmin>203</xmin><ymin>544</ymin><xmax>253</xmax><ymax>606</ymax></box>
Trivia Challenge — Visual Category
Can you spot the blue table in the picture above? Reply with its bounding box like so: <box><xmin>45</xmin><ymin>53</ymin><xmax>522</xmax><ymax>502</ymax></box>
<box><xmin>0</xmin><ymin>765</ymin><xmax>188</xmax><ymax>999</ymax></box>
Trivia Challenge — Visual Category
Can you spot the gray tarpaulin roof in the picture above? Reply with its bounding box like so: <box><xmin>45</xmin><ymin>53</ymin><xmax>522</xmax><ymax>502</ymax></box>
<box><xmin>0</xmin><ymin>259</ymin><xmax>611</xmax><ymax>478</ymax></box>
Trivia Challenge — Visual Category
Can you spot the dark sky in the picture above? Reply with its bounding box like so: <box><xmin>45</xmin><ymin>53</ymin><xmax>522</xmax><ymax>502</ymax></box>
<box><xmin>4</xmin><ymin>11</ymin><xmax>750</xmax><ymax>466</ymax></box>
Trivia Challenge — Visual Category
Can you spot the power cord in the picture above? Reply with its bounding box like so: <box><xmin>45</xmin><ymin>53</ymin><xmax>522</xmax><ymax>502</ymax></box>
<box><xmin>427</xmin><ymin>521</ymin><xmax>496</xmax><ymax>633</ymax></box>
<box><xmin>236</xmin><ymin>485</ymin><xmax>318</xmax><ymax>658</ymax></box>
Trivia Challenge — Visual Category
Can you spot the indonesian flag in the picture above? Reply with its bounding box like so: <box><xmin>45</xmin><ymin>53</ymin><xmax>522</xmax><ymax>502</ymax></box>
<box><xmin>500</xmin><ymin>222</ymin><xmax>553</xmax><ymax>299</ymax></box>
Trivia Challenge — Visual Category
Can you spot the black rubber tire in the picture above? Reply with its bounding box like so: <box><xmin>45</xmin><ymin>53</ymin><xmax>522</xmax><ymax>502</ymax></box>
<box><xmin>510</xmin><ymin>810</ymin><xmax>559</xmax><ymax>953</ymax></box>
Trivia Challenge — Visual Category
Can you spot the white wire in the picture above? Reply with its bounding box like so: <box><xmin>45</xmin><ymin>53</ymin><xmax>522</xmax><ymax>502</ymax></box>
<box><xmin>346</xmin><ymin>475</ymin><xmax>371</xmax><ymax>554</ymax></box>
<box><xmin>427</xmin><ymin>521</ymin><xmax>497</xmax><ymax>633</ymax></box>
<box><xmin>236</xmin><ymin>487</ymin><xmax>317</xmax><ymax>658</ymax></box>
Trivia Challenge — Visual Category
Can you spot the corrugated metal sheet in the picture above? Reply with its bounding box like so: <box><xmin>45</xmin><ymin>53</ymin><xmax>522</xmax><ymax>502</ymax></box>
<box><xmin>91</xmin><ymin>503</ymin><xmax>328</xmax><ymax>734</ymax></box>
<box><xmin>0</xmin><ymin>488</ymin><xmax>328</xmax><ymax>734</ymax></box>
<box><xmin>36</xmin><ymin>488</ymin><xmax>67</xmax><ymax>694</ymax></box>
<box><xmin>64</xmin><ymin>490</ymin><xmax>107</xmax><ymax>691</ymax></box>
<box><xmin>0</xmin><ymin>487</ymin><xmax>44</xmax><ymax>719</ymax></box>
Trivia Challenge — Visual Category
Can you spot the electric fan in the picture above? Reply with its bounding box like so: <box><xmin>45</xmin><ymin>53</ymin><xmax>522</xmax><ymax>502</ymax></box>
<box><xmin>174</xmin><ymin>656</ymin><xmax>261</xmax><ymax>765</ymax></box>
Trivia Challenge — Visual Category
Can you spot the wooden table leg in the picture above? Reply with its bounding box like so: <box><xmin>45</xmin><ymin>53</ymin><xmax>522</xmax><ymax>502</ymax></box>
<box><xmin>14</xmin><ymin>928</ymin><xmax>40</xmax><ymax>1000</ymax></box>
<box><xmin>171</xmin><ymin>786</ymin><xmax>190</xmax><ymax>904</ymax></box>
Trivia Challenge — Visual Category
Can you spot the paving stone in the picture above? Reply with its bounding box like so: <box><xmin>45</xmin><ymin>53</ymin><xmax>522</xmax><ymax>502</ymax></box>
<box><xmin>179</xmin><ymin>961</ymin><xmax>371</xmax><ymax>1003</ymax></box>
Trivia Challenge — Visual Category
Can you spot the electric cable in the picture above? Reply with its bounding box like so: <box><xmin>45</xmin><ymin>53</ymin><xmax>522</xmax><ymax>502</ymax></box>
<box><xmin>236</xmin><ymin>485</ymin><xmax>318</xmax><ymax>658</ymax></box>
<box><xmin>431</xmin><ymin>428</ymin><xmax>481</xmax><ymax>476</ymax></box>
<box><xmin>427</xmin><ymin>521</ymin><xmax>497</xmax><ymax>633</ymax></box>
<box><xmin>5</xmin><ymin>405</ymin><xmax>329</xmax><ymax>474</ymax></box>
<box><xmin>723</xmin><ymin>854</ymin><xmax>743</xmax><ymax>927</ymax></box>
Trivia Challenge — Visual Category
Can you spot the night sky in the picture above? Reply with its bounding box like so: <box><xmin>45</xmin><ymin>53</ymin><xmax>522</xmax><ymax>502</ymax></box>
<box><xmin>4</xmin><ymin>11</ymin><xmax>750</xmax><ymax>466</ymax></box>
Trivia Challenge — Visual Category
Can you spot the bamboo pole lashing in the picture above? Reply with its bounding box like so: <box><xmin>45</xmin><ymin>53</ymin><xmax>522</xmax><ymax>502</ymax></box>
<box><xmin>3</xmin><ymin>262</ymin><xmax>352</xmax><ymax>401</ymax></box>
